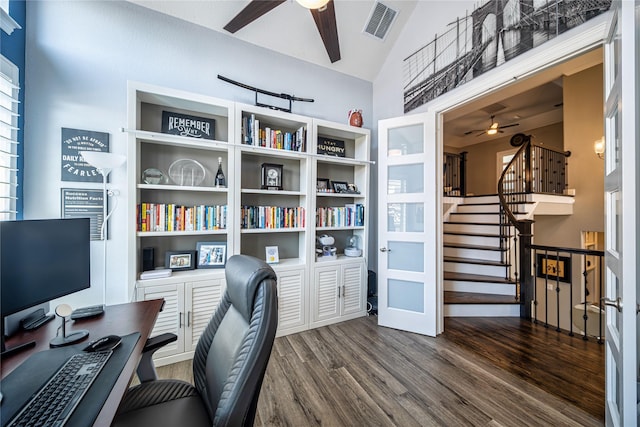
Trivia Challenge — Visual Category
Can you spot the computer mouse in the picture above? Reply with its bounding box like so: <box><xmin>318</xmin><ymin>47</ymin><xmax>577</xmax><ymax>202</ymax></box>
<box><xmin>83</xmin><ymin>334</ymin><xmax>122</xmax><ymax>352</ymax></box>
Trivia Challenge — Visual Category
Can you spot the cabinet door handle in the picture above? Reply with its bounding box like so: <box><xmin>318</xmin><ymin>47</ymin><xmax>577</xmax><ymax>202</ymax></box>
<box><xmin>342</xmin><ymin>285</ymin><xmax>346</xmax><ymax>298</ymax></box>
<box><xmin>179</xmin><ymin>312</ymin><xmax>183</xmax><ymax>328</ymax></box>
<box><xmin>337</xmin><ymin>286</ymin><xmax>341</xmax><ymax>298</ymax></box>
<box><xmin>187</xmin><ymin>311</ymin><xmax>191</xmax><ymax>327</ymax></box>
<box><xmin>379</xmin><ymin>247</ymin><xmax>391</xmax><ymax>252</ymax></box>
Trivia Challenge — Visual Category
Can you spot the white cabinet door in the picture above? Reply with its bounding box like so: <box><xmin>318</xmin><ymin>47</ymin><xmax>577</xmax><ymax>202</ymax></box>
<box><xmin>341</xmin><ymin>262</ymin><xmax>365</xmax><ymax>316</ymax></box>
<box><xmin>275</xmin><ymin>268</ymin><xmax>307</xmax><ymax>335</ymax></box>
<box><xmin>137</xmin><ymin>283</ymin><xmax>184</xmax><ymax>359</ymax></box>
<box><xmin>313</xmin><ymin>266</ymin><xmax>340</xmax><ymax>323</ymax></box>
<box><xmin>184</xmin><ymin>278</ymin><xmax>224</xmax><ymax>352</ymax></box>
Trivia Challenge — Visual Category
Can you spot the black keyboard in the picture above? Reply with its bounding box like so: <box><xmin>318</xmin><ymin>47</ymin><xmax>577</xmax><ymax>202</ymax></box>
<box><xmin>6</xmin><ymin>350</ymin><xmax>112</xmax><ymax>427</ymax></box>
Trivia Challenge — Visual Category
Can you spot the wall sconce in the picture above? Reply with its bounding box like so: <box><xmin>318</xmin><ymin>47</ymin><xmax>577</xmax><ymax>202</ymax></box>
<box><xmin>594</xmin><ymin>137</ymin><xmax>605</xmax><ymax>159</ymax></box>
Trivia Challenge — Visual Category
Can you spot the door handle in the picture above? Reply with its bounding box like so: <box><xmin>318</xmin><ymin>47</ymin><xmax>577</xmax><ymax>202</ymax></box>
<box><xmin>601</xmin><ymin>297</ymin><xmax>622</xmax><ymax>313</ymax></box>
<box><xmin>379</xmin><ymin>247</ymin><xmax>391</xmax><ymax>252</ymax></box>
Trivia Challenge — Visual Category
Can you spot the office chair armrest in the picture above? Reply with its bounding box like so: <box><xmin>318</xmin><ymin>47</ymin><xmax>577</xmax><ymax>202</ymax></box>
<box><xmin>136</xmin><ymin>333</ymin><xmax>178</xmax><ymax>383</ymax></box>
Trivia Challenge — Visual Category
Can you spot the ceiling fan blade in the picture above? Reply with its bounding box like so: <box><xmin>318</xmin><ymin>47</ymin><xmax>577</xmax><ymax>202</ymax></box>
<box><xmin>499</xmin><ymin>123</ymin><xmax>520</xmax><ymax>129</ymax></box>
<box><xmin>310</xmin><ymin>0</ymin><xmax>341</xmax><ymax>63</ymax></box>
<box><xmin>224</xmin><ymin>0</ymin><xmax>286</xmax><ymax>33</ymax></box>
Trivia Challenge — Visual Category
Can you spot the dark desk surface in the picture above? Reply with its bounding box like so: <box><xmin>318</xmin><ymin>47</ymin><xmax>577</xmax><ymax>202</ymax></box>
<box><xmin>1</xmin><ymin>299</ymin><xmax>164</xmax><ymax>426</ymax></box>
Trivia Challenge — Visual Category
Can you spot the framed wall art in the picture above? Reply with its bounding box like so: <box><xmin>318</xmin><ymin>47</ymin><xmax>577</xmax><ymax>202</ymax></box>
<box><xmin>536</xmin><ymin>253</ymin><xmax>571</xmax><ymax>282</ymax></box>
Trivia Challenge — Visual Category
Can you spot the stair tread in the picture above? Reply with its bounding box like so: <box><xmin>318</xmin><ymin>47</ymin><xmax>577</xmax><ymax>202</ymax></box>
<box><xmin>444</xmin><ymin>271</ymin><xmax>516</xmax><ymax>284</ymax></box>
<box><xmin>444</xmin><ymin>256</ymin><xmax>510</xmax><ymax>267</ymax></box>
<box><xmin>444</xmin><ymin>291</ymin><xmax>520</xmax><ymax>305</ymax></box>
<box><xmin>444</xmin><ymin>242</ymin><xmax>504</xmax><ymax>252</ymax></box>
<box><xmin>443</xmin><ymin>231</ymin><xmax>504</xmax><ymax>238</ymax></box>
<box><xmin>444</xmin><ymin>221</ymin><xmax>503</xmax><ymax>226</ymax></box>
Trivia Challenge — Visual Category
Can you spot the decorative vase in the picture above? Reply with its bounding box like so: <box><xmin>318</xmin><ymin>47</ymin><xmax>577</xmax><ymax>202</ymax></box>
<box><xmin>348</xmin><ymin>109</ymin><xmax>363</xmax><ymax>127</ymax></box>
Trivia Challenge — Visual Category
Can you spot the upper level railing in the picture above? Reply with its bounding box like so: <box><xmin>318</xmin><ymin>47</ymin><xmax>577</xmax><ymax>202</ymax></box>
<box><xmin>444</xmin><ymin>151</ymin><xmax>466</xmax><ymax>196</ymax></box>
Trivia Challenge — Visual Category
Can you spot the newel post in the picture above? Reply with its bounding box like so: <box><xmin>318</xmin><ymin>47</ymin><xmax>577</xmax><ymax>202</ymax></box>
<box><xmin>519</xmin><ymin>220</ymin><xmax>534</xmax><ymax>319</ymax></box>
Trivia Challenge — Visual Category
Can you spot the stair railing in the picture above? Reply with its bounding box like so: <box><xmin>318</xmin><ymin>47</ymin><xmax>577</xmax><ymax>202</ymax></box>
<box><xmin>498</xmin><ymin>140</ymin><xmax>534</xmax><ymax>318</ymax></box>
<box><xmin>530</xmin><ymin>244</ymin><xmax>605</xmax><ymax>342</ymax></box>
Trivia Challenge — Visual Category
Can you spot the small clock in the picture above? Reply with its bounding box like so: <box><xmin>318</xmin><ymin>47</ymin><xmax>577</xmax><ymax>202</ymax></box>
<box><xmin>261</xmin><ymin>163</ymin><xmax>283</xmax><ymax>190</ymax></box>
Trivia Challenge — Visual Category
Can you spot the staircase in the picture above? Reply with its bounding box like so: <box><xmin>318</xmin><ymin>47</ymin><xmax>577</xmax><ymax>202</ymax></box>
<box><xmin>443</xmin><ymin>195</ymin><xmax>524</xmax><ymax>317</ymax></box>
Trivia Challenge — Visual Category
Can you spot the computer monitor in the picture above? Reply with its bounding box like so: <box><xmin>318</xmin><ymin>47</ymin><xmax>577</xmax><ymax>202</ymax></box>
<box><xmin>0</xmin><ymin>218</ymin><xmax>91</xmax><ymax>355</ymax></box>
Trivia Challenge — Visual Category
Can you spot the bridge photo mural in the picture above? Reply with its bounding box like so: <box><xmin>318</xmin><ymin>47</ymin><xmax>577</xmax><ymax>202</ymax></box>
<box><xmin>403</xmin><ymin>0</ymin><xmax>612</xmax><ymax>113</ymax></box>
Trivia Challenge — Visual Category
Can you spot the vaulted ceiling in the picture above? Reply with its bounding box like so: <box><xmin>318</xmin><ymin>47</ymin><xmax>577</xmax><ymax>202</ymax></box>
<box><xmin>128</xmin><ymin>0</ymin><xmax>418</xmax><ymax>82</ymax></box>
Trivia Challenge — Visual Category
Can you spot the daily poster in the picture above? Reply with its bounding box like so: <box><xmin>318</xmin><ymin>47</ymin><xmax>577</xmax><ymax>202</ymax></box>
<box><xmin>61</xmin><ymin>128</ymin><xmax>110</xmax><ymax>182</ymax></box>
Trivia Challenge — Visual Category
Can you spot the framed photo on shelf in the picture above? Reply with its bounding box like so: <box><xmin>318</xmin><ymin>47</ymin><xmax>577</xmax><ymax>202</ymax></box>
<box><xmin>165</xmin><ymin>250</ymin><xmax>197</xmax><ymax>271</ymax></box>
<box><xmin>261</xmin><ymin>163</ymin><xmax>283</xmax><ymax>190</ymax></box>
<box><xmin>316</xmin><ymin>178</ymin><xmax>330</xmax><ymax>192</ymax></box>
<box><xmin>196</xmin><ymin>242</ymin><xmax>227</xmax><ymax>269</ymax></box>
<box><xmin>265</xmin><ymin>246</ymin><xmax>279</xmax><ymax>264</ymax></box>
<box><xmin>331</xmin><ymin>180</ymin><xmax>349</xmax><ymax>193</ymax></box>
<box><xmin>536</xmin><ymin>253</ymin><xmax>571</xmax><ymax>282</ymax></box>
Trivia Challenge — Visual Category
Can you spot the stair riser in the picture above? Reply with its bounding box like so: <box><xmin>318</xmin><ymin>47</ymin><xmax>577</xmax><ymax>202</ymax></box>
<box><xmin>444</xmin><ymin>280</ymin><xmax>516</xmax><ymax>295</ymax></box>
<box><xmin>444</xmin><ymin>223</ymin><xmax>501</xmax><ymax>234</ymax></box>
<box><xmin>457</xmin><ymin>204</ymin><xmax>501</xmax><ymax>213</ymax></box>
<box><xmin>444</xmin><ymin>262</ymin><xmax>508</xmax><ymax>277</ymax></box>
<box><xmin>443</xmin><ymin>247</ymin><xmax>503</xmax><ymax>262</ymax></box>
<box><xmin>443</xmin><ymin>234</ymin><xmax>503</xmax><ymax>247</ymax></box>
<box><xmin>464</xmin><ymin>196</ymin><xmax>499</xmax><ymax>204</ymax></box>
<box><xmin>450</xmin><ymin>213</ymin><xmax>502</xmax><ymax>224</ymax></box>
<box><xmin>444</xmin><ymin>304</ymin><xmax>520</xmax><ymax>317</ymax></box>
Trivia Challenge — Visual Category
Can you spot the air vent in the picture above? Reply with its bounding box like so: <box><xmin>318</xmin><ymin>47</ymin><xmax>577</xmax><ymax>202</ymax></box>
<box><xmin>363</xmin><ymin>1</ymin><xmax>398</xmax><ymax>41</ymax></box>
<box><xmin>481</xmin><ymin>102</ymin><xmax>507</xmax><ymax>115</ymax></box>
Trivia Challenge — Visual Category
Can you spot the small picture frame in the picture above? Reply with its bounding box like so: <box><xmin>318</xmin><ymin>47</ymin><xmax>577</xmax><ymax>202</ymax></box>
<box><xmin>196</xmin><ymin>242</ymin><xmax>227</xmax><ymax>269</ymax></box>
<box><xmin>165</xmin><ymin>250</ymin><xmax>197</xmax><ymax>271</ymax></box>
<box><xmin>316</xmin><ymin>178</ymin><xmax>330</xmax><ymax>192</ymax></box>
<box><xmin>265</xmin><ymin>246</ymin><xmax>279</xmax><ymax>264</ymax></box>
<box><xmin>331</xmin><ymin>180</ymin><xmax>349</xmax><ymax>193</ymax></box>
<box><xmin>261</xmin><ymin>163</ymin><xmax>283</xmax><ymax>190</ymax></box>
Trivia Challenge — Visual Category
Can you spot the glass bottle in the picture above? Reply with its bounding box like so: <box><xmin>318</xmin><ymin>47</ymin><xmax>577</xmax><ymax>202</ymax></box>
<box><xmin>215</xmin><ymin>157</ymin><xmax>226</xmax><ymax>188</ymax></box>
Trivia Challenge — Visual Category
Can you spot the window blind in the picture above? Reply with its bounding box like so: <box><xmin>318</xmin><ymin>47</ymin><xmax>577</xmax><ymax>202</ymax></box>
<box><xmin>0</xmin><ymin>55</ymin><xmax>19</xmax><ymax>221</ymax></box>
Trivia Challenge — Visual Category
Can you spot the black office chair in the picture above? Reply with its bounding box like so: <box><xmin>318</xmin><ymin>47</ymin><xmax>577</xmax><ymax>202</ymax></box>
<box><xmin>113</xmin><ymin>254</ymin><xmax>278</xmax><ymax>427</ymax></box>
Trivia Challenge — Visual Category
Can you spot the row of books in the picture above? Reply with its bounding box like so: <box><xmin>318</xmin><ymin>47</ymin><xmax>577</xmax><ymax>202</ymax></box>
<box><xmin>241</xmin><ymin>114</ymin><xmax>306</xmax><ymax>152</ymax></box>
<box><xmin>240</xmin><ymin>205</ymin><xmax>306</xmax><ymax>230</ymax></box>
<box><xmin>316</xmin><ymin>204</ymin><xmax>365</xmax><ymax>228</ymax></box>
<box><xmin>137</xmin><ymin>203</ymin><xmax>228</xmax><ymax>232</ymax></box>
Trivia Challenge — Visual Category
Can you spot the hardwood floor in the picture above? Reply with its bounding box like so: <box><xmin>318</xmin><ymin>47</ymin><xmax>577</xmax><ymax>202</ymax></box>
<box><xmin>156</xmin><ymin>315</ymin><xmax>604</xmax><ymax>426</ymax></box>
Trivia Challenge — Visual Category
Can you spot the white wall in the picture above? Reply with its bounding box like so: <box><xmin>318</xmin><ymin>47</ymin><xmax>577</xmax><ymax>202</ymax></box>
<box><xmin>24</xmin><ymin>1</ymin><xmax>372</xmax><ymax>307</ymax></box>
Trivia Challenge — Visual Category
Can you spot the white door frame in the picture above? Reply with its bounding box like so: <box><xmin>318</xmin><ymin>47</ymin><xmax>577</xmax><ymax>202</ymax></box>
<box><xmin>387</xmin><ymin>13</ymin><xmax>610</xmax><ymax>337</ymax></box>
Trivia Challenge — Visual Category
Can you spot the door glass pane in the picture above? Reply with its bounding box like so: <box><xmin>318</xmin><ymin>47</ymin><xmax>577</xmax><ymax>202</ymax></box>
<box><xmin>388</xmin><ymin>164</ymin><xmax>424</xmax><ymax>194</ymax></box>
<box><xmin>606</xmin><ymin>191</ymin><xmax>621</xmax><ymax>255</ymax></box>
<box><xmin>388</xmin><ymin>279</ymin><xmax>424</xmax><ymax>312</ymax></box>
<box><xmin>387</xmin><ymin>203</ymin><xmax>424</xmax><ymax>232</ymax></box>
<box><xmin>605</xmin><ymin>106</ymin><xmax>620</xmax><ymax>173</ymax></box>
<box><xmin>388</xmin><ymin>124</ymin><xmax>423</xmax><ymax>156</ymax></box>
<box><xmin>388</xmin><ymin>241</ymin><xmax>424</xmax><ymax>272</ymax></box>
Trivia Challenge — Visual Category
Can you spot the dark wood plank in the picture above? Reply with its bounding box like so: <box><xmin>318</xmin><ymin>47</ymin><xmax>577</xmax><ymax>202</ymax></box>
<box><xmin>157</xmin><ymin>316</ymin><xmax>604</xmax><ymax>426</ymax></box>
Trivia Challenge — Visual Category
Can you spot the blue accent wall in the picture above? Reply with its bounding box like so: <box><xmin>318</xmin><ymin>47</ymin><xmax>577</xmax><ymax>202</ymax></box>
<box><xmin>1</xmin><ymin>0</ymin><xmax>25</xmax><ymax>218</ymax></box>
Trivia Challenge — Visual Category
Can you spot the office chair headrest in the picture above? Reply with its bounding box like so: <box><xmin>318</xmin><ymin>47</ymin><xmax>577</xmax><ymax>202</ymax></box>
<box><xmin>225</xmin><ymin>255</ymin><xmax>277</xmax><ymax>321</ymax></box>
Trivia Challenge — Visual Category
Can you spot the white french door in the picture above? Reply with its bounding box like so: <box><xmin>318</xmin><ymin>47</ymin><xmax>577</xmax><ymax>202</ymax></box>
<box><xmin>602</xmin><ymin>1</ymin><xmax>639</xmax><ymax>426</ymax></box>
<box><xmin>377</xmin><ymin>112</ymin><xmax>440</xmax><ymax>336</ymax></box>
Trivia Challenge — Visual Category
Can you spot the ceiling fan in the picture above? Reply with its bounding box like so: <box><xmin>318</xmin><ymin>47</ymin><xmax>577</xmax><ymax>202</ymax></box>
<box><xmin>464</xmin><ymin>115</ymin><xmax>520</xmax><ymax>136</ymax></box>
<box><xmin>224</xmin><ymin>0</ymin><xmax>341</xmax><ymax>63</ymax></box>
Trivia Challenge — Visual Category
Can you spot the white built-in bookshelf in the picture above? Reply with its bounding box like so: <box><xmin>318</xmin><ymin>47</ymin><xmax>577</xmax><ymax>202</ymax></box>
<box><xmin>126</xmin><ymin>82</ymin><xmax>370</xmax><ymax>364</ymax></box>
